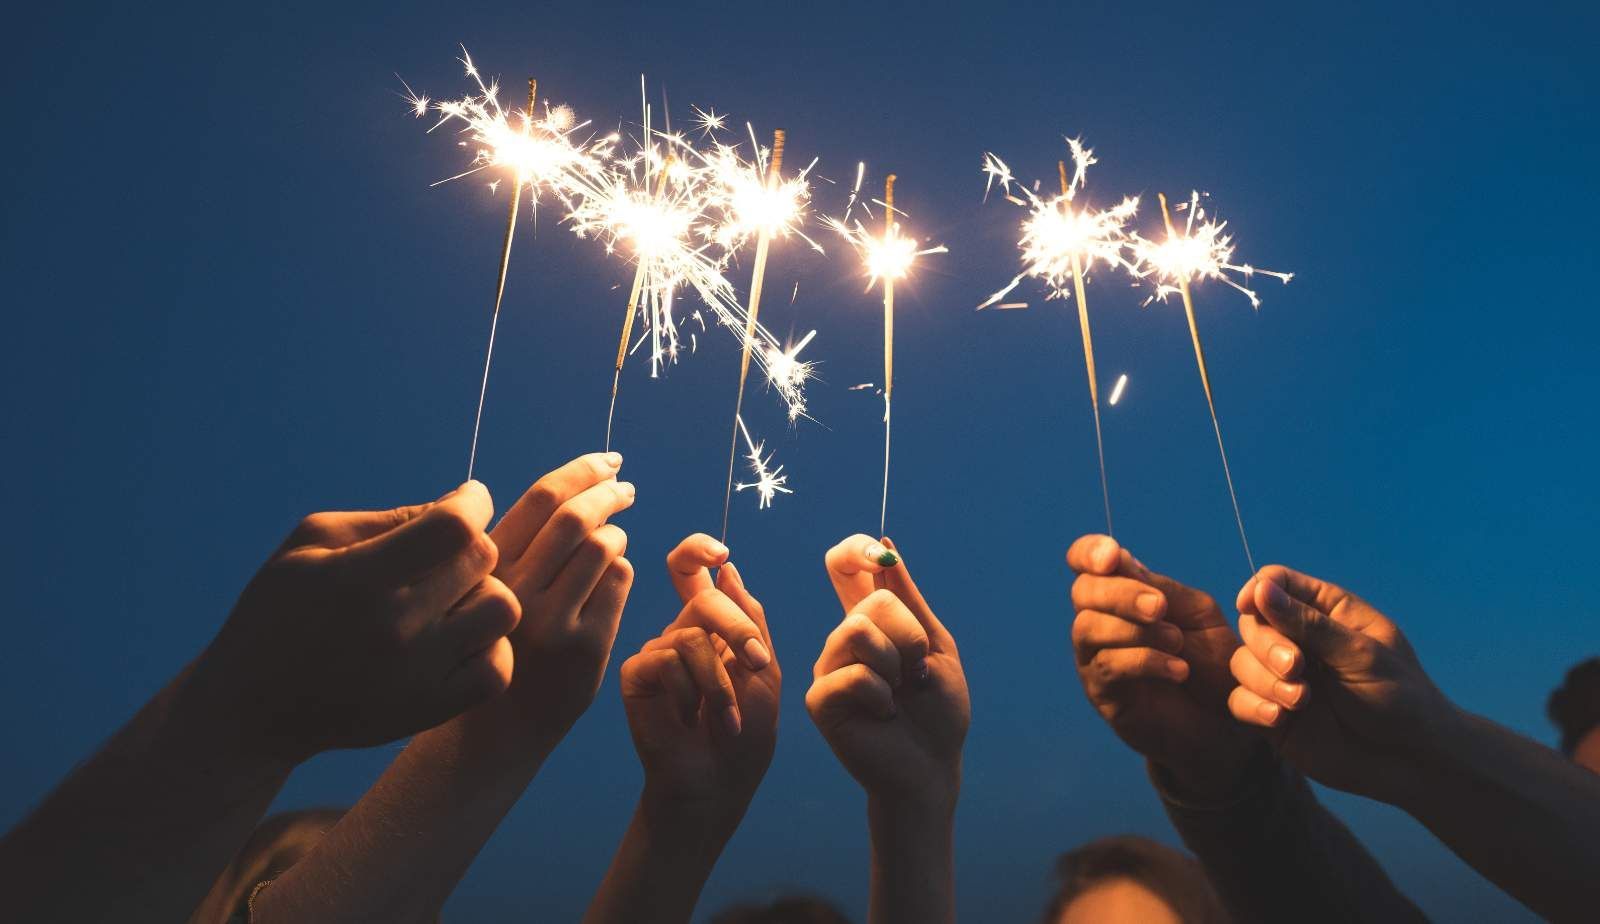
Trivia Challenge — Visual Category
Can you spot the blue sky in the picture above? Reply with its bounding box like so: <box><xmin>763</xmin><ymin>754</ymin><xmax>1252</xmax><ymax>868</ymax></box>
<box><xmin>3</xmin><ymin>1</ymin><xmax>1596</xmax><ymax>919</ymax></box>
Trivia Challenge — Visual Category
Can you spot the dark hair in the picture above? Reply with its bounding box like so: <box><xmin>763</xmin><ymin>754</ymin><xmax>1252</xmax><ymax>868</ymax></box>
<box><xmin>1548</xmin><ymin>657</ymin><xmax>1600</xmax><ymax>755</ymax></box>
<box><xmin>708</xmin><ymin>895</ymin><xmax>854</xmax><ymax>924</ymax></box>
<box><xmin>1040</xmin><ymin>835</ymin><xmax>1230</xmax><ymax>924</ymax></box>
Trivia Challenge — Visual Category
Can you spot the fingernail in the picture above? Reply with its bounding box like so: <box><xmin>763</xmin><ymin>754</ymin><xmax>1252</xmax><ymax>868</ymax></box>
<box><xmin>743</xmin><ymin>637</ymin><xmax>772</xmax><ymax>670</ymax></box>
<box><xmin>1274</xmin><ymin>680</ymin><xmax>1305</xmax><ymax>708</ymax></box>
<box><xmin>865</xmin><ymin>543</ymin><xmax>899</xmax><ymax>567</ymax></box>
<box><xmin>706</xmin><ymin>538</ymin><xmax>729</xmax><ymax>559</ymax></box>
<box><xmin>1257</xmin><ymin>701</ymin><xmax>1281</xmax><ymax>723</ymax></box>
<box><xmin>721</xmin><ymin>705</ymin><xmax>742</xmax><ymax>736</ymax></box>
<box><xmin>1165</xmin><ymin>657</ymin><xmax>1189</xmax><ymax>680</ymax></box>
<box><xmin>604</xmin><ymin>451</ymin><xmax>623</xmax><ymax>469</ymax></box>
<box><xmin>1155</xmin><ymin>622</ymin><xmax>1184</xmax><ymax>653</ymax></box>
<box><xmin>1135</xmin><ymin>592</ymin><xmax>1163</xmax><ymax>620</ymax></box>
<box><xmin>910</xmin><ymin>659</ymin><xmax>931</xmax><ymax>685</ymax></box>
<box><xmin>615</xmin><ymin>481</ymin><xmax>636</xmax><ymax>500</ymax></box>
<box><xmin>1263</xmin><ymin>579</ymin><xmax>1290</xmax><ymax>611</ymax></box>
<box><xmin>1269</xmin><ymin>645</ymin><xmax>1295</xmax><ymax>676</ymax></box>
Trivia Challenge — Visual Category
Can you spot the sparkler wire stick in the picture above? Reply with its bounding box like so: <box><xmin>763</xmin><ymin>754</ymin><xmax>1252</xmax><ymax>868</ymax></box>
<box><xmin>1060</xmin><ymin>159</ymin><xmax>1114</xmax><ymax>536</ymax></box>
<box><xmin>604</xmin><ymin>154</ymin><xmax>674</xmax><ymax>452</ymax></box>
<box><xmin>466</xmin><ymin>78</ymin><xmax>536</xmax><ymax>481</ymax></box>
<box><xmin>1157</xmin><ymin>192</ymin><xmax>1255</xmax><ymax>573</ymax></box>
<box><xmin>879</xmin><ymin>174</ymin><xmax>896</xmax><ymax>536</ymax></box>
<box><xmin>719</xmin><ymin>130</ymin><xmax>786</xmax><ymax>545</ymax></box>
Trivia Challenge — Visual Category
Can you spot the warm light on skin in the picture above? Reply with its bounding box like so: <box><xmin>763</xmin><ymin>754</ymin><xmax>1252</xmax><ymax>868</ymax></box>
<box><xmin>1055</xmin><ymin>878</ymin><xmax>1181</xmax><ymax>924</ymax></box>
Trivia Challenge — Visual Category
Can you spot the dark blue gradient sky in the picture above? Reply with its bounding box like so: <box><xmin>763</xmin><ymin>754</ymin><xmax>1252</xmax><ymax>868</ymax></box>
<box><xmin>3</xmin><ymin>1</ymin><xmax>1596</xmax><ymax>920</ymax></box>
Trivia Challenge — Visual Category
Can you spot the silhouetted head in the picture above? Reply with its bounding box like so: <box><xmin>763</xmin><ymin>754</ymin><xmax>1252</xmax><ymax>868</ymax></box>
<box><xmin>1549</xmin><ymin>657</ymin><xmax>1600</xmax><ymax>772</ymax></box>
<box><xmin>709</xmin><ymin>894</ymin><xmax>854</xmax><ymax>924</ymax></box>
<box><xmin>1041</xmin><ymin>835</ymin><xmax>1230</xmax><ymax>924</ymax></box>
<box><xmin>187</xmin><ymin>808</ymin><xmax>346</xmax><ymax>924</ymax></box>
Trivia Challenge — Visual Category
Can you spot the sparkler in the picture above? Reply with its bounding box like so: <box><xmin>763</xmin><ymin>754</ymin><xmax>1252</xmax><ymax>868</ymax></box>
<box><xmin>824</xmin><ymin>174</ymin><xmax>947</xmax><ymax>535</ymax></box>
<box><xmin>714</xmin><ymin>129</ymin><xmax>810</xmax><ymax>544</ymax></box>
<box><xmin>1132</xmin><ymin>191</ymin><xmax>1293</xmax><ymax>572</ymax></box>
<box><xmin>734</xmin><ymin>415</ymin><xmax>793</xmax><ymax>509</ymax></box>
<box><xmin>406</xmin><ymin>50</ymin><xmax>615</xmax><ymax>479</ymax></box>
<box><xmin>979</xmin><ymin>139</ymin><xmax>1140</xmax><ymax>535</ymax></box>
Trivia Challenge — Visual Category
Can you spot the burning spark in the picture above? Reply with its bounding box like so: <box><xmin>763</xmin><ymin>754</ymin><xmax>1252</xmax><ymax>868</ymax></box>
<box><xmin>406</xmin><ymin>48</ymin><xmax>615</xmax><ymax>203</ymax></box>
<box><xmin>978</xmin><ymin>139</ymin><xmax>1141</xmax><ymax>310</ymax></box>
<box><xmin>821</xmin><ymin>209</ymin><xmax>947</xmax><ymax>291</ymax></box>
<box><xmin>1109</xmin><ymin>373</ymin><xmax>1128</xmax><ymax>406</ymax></box>
<box><xmin>1130</xmin><ymin>191</ymin><xmax>1293</xmax><ymax>309</ymax></box>
<box><xmin>762</xmin><ymin>329</ymin><xmax>817</xmax><ymax>422</ymax></box>
<box><xmin>734</xmin><ymin>415</ymin><xmax>792</xmax><ymax>509</ymax></box>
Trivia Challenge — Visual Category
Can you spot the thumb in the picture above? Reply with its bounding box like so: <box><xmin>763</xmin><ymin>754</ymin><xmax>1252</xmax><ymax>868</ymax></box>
<box><xmin>1254</xmin><ymin>568</ymin><xmax>1360</xmax><ymax>665</ymax></box>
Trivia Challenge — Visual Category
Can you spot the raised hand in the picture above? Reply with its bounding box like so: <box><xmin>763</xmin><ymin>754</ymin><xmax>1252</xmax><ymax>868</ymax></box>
<box><xmin>584</xmin><ymin>536</ymin><xmax>778</xmax><ymax>924</ymax></box>
<box><xmin>489</xmin><ymin>451</ymin><xmax>636</xmax><ymax>744</ymax></box>
<box><xmin>808</xmin><ymin>535</ymin><xmax>969</xmax><ymax>811</ymax></box>
<box><xmin>183</xmin><ymin>481</ymin><xmax>520</xmax><ymax>761</ymax></box>
<box><xmin>1227</xmin><ymin>565</ymin><xmax>1449</xmax><ymax>801</ymax></box>
<box><xmin>1066</xmin><ymin>534</ymin><xmax>1259</xmax><ymax>797</ymax></box>
<box><xmin>620</xmin><ymin>534</ymin><xmax>780</xmax><ymax>819</ymax></box>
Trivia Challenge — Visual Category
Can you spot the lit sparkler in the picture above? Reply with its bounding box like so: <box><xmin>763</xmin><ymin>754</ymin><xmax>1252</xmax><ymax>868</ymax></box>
<box><xmin>734</xmin><ymin>415</ymin><xmax>793</xmax><ymax>509</ymax></box>
<box><xmin>1130</xmin><ymin>191</ymin><xmax>1293</xmax><ymax>572</ymax></box>
<box><xmin>711</xmin><ymin>128</ymin><xmax>816</xmax><ymax>545</ymax></box>
<box><xmin>979</xmin><ymin>138</ymin><xmax>1140</xmax><ymax>535</ymax></box>
<box><xmin>405</xmin><ymin>49</ymin><xmax>615</xmax><ymax>478</ymax></box>
<box><xmin>824</xmin><ymin>173</ymin><xmax>947</xmax><ymax>535</ymax></box>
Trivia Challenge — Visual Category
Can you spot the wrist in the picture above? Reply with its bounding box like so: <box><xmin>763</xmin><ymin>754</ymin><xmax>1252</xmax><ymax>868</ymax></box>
<box><xmin>867</xmin><ymin>772</ymin><xmax>960</xmax><ymax>833</ymax></box>
<box><xmin>1155</xmin><ymin>738</ymin><xmax>1274</xmax><ymax>805</ymax></box>
<box><xmin>1388</xmin><ymin>699</ymin><xmax>1477</xmax><ymax>814</ymax></box>
<box><xmin>639</xmin><ymin>782</ymin><xmax>750</xmax><ymax>845</ymax></box>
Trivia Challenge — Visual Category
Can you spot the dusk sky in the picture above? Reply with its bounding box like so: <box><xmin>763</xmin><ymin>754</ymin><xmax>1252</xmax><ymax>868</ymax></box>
<box><xmin>3</xmin><ymin>1</ymin><xmax>1596</xmax><ymax>919</ymax></box>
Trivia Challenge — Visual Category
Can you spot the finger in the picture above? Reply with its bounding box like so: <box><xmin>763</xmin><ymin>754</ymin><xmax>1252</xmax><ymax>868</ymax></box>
<box><xmin>672</xmin><ymin>588</ymin><xmax>771</xmax><ymax>672</ymax></box>
<box><xmin>441</xmin><ymin>636</ymin><xmax>515</xmax><ymax>716</ymax></box>
<box><xmin>716</xmin><ymin>561</ymin><xmax>771</xmax><ymax>650</ymax></box>
<box><xmin>825</xmin><ymin>534</ymin><xmax>899</xmax><ymax>611</ymax></box>
<box><xmin>1071</xmin><ymin>573</ymin><xmax>1167</xmax><ymax>624</ymax></box>
<box><xmin>1229</xmin><ymin>684</ymin><xmax>1288</xmax><ymax>728</ymax></box>
<box><xmin>666</xmin><ymin>533</ymin><xmax>729</xmax><ymax>604</ymax></box>
<box><xmin>1066</xmin><ymin>534</ymin><xmax>1123</xmax><ymax>576</ymax></box>
<box><xmin>855</xmin><ymin>588</ymin><xmax>929</xmax><ymax>684</ymax></box>
<box><xmin>816</xmin><ymin>613</ymin><xmax>901</xmax><ymax>683</ymax></box>
<box><xmin>492</xmin><ymin>453</ymin><xmax>623</xmax><ymax>562</ymax></box>
<box><xmin>437</xmin><ymin>575</ymin><xmax>522</xmax><ymax>659</ymax></box>
<box><xmin>668</xmin><ymin>628</ymin><xmax>741</xmax><ymax>735</ymax></box>
<box><xmin>576</xmin><ymin>557</ymin><xmax>633</xmax><ymax>654</ymax></box>
<box><xmin>342</xmin><ymin>481</ymin><xmax>494</xmax><ymax>581</ymax></box>
<box><xmin>1071</xmin><ymin>610</ymin><xmax>1184</xmax><ymax>664</ymax></box>
<box><xmin>1238</xmin><ymin>611</ymin><xmax>1303</xmax><ymax>681</ymax></box>
<box><xmin>1083</xmin><ymin>647</ymin><xmax>1190</xmax><ymax>698</ymax></box>
<box><xmin>539</xmin><ymin>524</ymin><xmax>628</xmax><ymax>624</ymax></box>
<box><xmin>621</xmin><ymin>648</ymin><xmax>701</xmax><ymax>726</ymax></box>
<box><xmin>805</xmin><ymin>662</ymin><xmax>897</xmax><ymax>723</ymax></box>
<box><xmin>1254</xmin><ymin>568</ymin><xmax>1358</xmax><ymax>660</ymax></box>
<box><xmin>404</xmin><ymin>529</ymin><xmax>500</xmax><ymax>621</ymax></box>
<box><xmin>878</xmin><ymin>538</ymin><xmax>956</xmax><ymax>654</ymax></box>
<box><xmin>1230</xmin><ymin>645</ymin><xmax>1307</xmax><ymax>710</ymax></box>
<box><xmin>518</xmin><ymin>479</ymin><xmax>636</xmax><ymax>589</ymax></box>
<box><xmin>287</xmin><ymin>494</ymin><xmax>438</xmax><ymax>549</ymax></box>
<box><xmin>1236</xmin><ymin>575</ymin><xmax>1260</xmax><ymax>617</ymax></box>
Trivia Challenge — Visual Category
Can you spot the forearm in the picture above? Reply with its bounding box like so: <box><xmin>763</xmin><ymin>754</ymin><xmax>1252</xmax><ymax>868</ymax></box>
<box><xmin>1399</xmin><ymin>706</ymin><xmax>1600</xmax><ymax>922</ymax></box>
<box><xmin>582</xmin><ymin>791</ymin><xmax>743</xmax><ymax>924</ymax></box>
<box><xmin>1154</xmin><ymin>749</ymin><xmax>1425</xmax><ymax>924</ymax></box>
<box><xmin>0</xmin><ymin>673</ymin><xmax>292</xmax><ymax>923</ymax></box>
<box><xmin>253</xmin><ymin>697</ymin><xmax>557</xmax><ymax>924</ymax></box>
<box><xmin>867</xmin><ymin>793</ymin><xmax>956</xmax><ymax>924</ymax></box>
